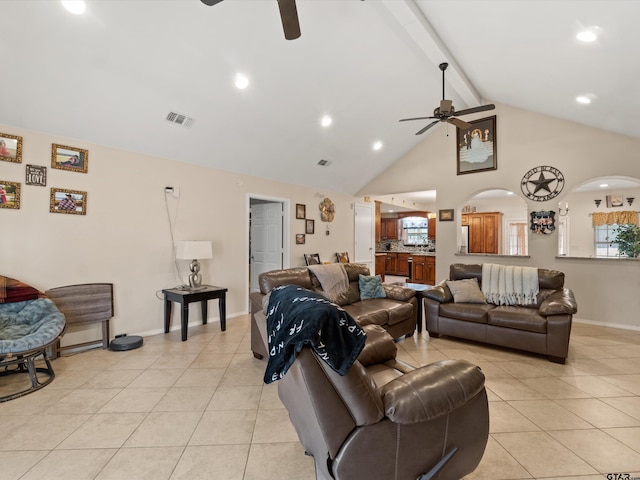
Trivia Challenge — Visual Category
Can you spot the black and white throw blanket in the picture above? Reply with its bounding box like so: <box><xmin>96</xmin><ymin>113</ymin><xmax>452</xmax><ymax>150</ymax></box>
<box><xmin>263</xmin><ymin>284</ymin><xmax>366</xmax><ymax>384</ymax></box>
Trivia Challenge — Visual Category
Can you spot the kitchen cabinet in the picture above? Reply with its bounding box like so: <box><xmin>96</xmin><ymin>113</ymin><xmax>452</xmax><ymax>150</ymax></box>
<box><xmin>428</xmin><ymin>217</ymin><xmax>436</xmax><ymax>240</ymax></box>
<box><xmin>385</xmin><ymin>253</ymin><xmax>397</xmax><ymax>274</ymax></box>
<box><xmin>381</xmin><ymin>218</ymin><xmax>399</xmax><ymax>240</ymax></box>
<box><xmin>375</xmin><ymin>254</ymin><xmax>386</xmax><ymax>281</ymax></box>
<box><xmin>463</xmin><ymin>212</ymin><xmax>503</xmax><ymax>254</ymax></box>
<box><xmin>397</xmin><ymin>253</ymin><xmax>411</xmax><ymax>276</ymax></box>
<box><xmin>411</xmin><ymin>255</ymin><xmax>435</xmax><ymax>285</ymax></box>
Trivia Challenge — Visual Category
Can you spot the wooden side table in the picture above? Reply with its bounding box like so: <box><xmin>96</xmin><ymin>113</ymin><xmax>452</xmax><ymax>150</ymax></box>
<box><xmin>163</xmin><ymin>285</ymin><xmax>228</xmax><ymax>341</ymax></box>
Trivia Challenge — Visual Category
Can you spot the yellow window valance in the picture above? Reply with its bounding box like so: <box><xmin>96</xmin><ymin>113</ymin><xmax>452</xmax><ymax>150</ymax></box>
<box><xmin>591</xmin><ymin>210</ymin><xmax>638</xmax><ymax>227</ymax></box>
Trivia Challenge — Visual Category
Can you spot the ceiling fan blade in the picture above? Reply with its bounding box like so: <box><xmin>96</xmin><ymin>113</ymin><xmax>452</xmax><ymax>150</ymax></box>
<box><xmin>399</xmin><ymin>116</ymin><xmax>437</xmax><ymax>122</ymax></box>
<box><xmin>277</xmin><ymin>0</ymin><xmax>301</xmax><ymax>40</ymax></box>
<box><xmin>415</xmin><ymin>121</ymin><xmax>439</xmax><ymax>135</ymax></box>
<box><xmin>454</xmin><ymin>104</ymin><xmax>495</xmax><ymax>117</ymax></box>
<box><xmin>200</xmin><ymin>0</ymin><xmax>224</xmax><ymax>5</ymax></box>
<box><xmin>447</xmin><ymin>117</ymin><xmax>473</xmax><ymax>130</ymax></box>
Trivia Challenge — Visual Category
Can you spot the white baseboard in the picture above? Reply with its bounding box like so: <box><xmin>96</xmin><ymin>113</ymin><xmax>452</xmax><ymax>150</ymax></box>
<box><xmin>573</xmin><ymin>317</ymin><xmax>640</xmax><ymax>332</ymax></box>
<box><xmin>134</xmin><ymin>311</ymin><xmax>248</xmax><ymax>338</ymax></box>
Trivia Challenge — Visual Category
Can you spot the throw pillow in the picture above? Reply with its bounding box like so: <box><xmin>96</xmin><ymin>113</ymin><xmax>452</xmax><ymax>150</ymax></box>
<box><xmin>359</xmin><ymin>274</ymin><xmax>386</xmax><ymax>300</ymax></box>
<box><xmin>445</xmin><ymin>278</ymin><xmax>486</xmax><ymax>304</ymax></box>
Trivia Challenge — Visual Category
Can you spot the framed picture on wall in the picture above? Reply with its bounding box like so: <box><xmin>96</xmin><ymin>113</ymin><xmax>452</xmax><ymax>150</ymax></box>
<box><xmin>296</xmin><ymin>233</ymin><xmax>305</xmax><ymax>244</ymax></box>
<box><xmin>0</xmin><ymin>132</ymin><xmax>22</xmax><ymax>163</ymax></box>
<box><xmin>296</xmin><ymin>203</ymin><xmax>306</xmax><ymax>219</ymax></box>
<box><xmin>606</xmin><ymin>194</ymin><xmax>624</xmax><ymax>208</ymax></box>
<box><xmin>456</xmin><ymin>115</ymin><xmax>497</xmax><ymax>175</ymax></box>
<box><xmin>439</xmin><ymin>209</ymin><xmax>454</xmax><ymax>221</ymax></box>
<box><xmin>0</xmin><ymin>180</ymin><xmax>21</xmax><ymax>209</ymax></box>
<box><xmin>305</xmin><ymin>219</ymin><xmax>315</xmax><ymax>234</ymax></box>
<box><xmin>50</xmin><ymin>188</ymin><xmax>87</xmax><ymax>215</ymax></box>
<box><xmin>25</xmin><ymin>165</ymin><xmax>47</xmax><ymax>186</ymax></box>
<box><xmin>51</xmin><ymin>144</ymin><xmax>88</xmax><ymax>173</ymax></box>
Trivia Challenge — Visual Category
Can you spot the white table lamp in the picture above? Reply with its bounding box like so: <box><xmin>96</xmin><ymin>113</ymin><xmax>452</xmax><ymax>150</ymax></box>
<box><xmin>176</xmin><ymin>240</ymin><xmax>213</xmax><ymax>290</ymax></box>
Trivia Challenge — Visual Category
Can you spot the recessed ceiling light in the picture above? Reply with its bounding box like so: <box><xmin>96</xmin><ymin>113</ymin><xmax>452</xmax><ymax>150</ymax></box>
<box><xmin>61</xmin><ymin>0</ymin><xmax>86</xmax><ymax>15</ymax></box>
<box><xmin>373</xmin><ymin>141</ymin><xmax>383</xmax><ymax>151</ymax></box>
<box><xmin>321</xmin><ymin>115</ymin><xmax>332</xmax><ymax>127</ymax></box>
<box><xmin>234</xmin><ymin>73</ymin><xmax>249</xmax><ymax>90</ymax></box>
<box><xmin>576</xmin><ymin>95</ymin><xmax>591</xmax><ymax>104</ymax></box>
<box><xmin>389</xmin><ymin>210</ymin><xmax>394</xmax><ymax>213</ymax></box>
<box><xmin>600</xmin><ymin>183</ymin><xmax>609</xmax><ymax>188</ymax></box>
<box><xmin>577</xmin><ymin>30</ymin><xmax>597</xmax><ymax>42</ymax></box>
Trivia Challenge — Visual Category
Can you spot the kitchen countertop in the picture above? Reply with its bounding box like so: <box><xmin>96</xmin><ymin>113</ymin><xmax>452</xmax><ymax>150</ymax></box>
<box><xmin>376</xmin><ymin>251</ymin><xmax>436</xmax><ymax>256</ymax></box>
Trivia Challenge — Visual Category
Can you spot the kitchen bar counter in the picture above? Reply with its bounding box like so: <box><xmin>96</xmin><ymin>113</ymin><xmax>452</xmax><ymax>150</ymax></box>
<box><xmin>376</xmin><ymin>250</ymin><xmax>436</xmax><ymax>256</ymax></box>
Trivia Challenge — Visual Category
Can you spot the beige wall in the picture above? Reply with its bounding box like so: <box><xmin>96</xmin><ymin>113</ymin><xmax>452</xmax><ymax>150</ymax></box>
<box><xmin>0</xmin><ymin>124</ymin><xmax>362</xmax><ymax>342</ymax></box>
<box><xmin>360</xmin><ymin>103</ymin><xmax>640</xmax><ymax>330</ymax></box>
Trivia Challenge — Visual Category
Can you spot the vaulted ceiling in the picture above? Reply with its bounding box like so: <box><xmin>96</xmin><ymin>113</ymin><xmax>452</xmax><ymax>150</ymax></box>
<box><xmin>2</xmin><ymin>1</ymin><xmax>637</xmax><ymax>195</ymax></box>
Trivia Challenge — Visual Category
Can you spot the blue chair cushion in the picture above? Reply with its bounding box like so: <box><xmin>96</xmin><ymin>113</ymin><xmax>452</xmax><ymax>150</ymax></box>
<box><xmin>0</xmin><ymin>298</ymin><xmax>65</xmax><ymax>355</ymax></box>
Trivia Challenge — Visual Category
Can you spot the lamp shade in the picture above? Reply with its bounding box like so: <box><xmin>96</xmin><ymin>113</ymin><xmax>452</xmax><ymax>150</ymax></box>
<box><xmin>176</xmin><ymin>241</ymin><xmax>213</xmax><ymax>260</ymax></box>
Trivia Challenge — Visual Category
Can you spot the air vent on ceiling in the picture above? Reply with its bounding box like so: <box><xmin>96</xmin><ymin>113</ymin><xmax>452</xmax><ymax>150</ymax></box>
<box><xmin>317</xmin><ymin>159</ymin><xmax>331</xmax><ymax>167</ymax></box>
<box><xmin>166</xmin><ymin>112</ymin><xmax>194</xmax><ymax>128</ymax></box>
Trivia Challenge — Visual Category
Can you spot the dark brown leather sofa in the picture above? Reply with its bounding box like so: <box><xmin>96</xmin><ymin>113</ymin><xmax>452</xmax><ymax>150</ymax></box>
<box><xmin>249</xmin><ymin>263</ymin><xmax>417</xmax><ymax>360</ymax></box>
<box><xmin>424</xmin><ymin>263</ymin><xmax>578</xmax><ymax>363</ymax></box>
<box><xmin>277</xmin><ymin>323</ymin><xmax>489</xmax><ymax>480</ymax></box>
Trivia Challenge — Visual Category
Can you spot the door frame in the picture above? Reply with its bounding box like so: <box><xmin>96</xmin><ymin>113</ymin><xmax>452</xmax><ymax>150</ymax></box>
<box><xmin>246</xmin><ymin>193</ymin><xmax>290</xmax><ymax>313</ymax></box>
<box><xmin>354</xmin><ymin>202</ymin><xmax>374</xmax><ymax>269</ymax></box>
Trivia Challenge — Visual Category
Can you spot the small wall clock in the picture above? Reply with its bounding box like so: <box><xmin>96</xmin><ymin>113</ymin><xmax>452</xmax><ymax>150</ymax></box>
<box><xmin>521</xmin><ymin>166</ymin><xmax>565</xmax><ymax>202</ymax></box>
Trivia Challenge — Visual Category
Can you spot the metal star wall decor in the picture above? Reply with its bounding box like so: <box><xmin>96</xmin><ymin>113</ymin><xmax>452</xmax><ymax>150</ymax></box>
<box><xmin>521</xmin><ymin>166</ymin><xmax>565</xmax><ymax>202</ymax></box>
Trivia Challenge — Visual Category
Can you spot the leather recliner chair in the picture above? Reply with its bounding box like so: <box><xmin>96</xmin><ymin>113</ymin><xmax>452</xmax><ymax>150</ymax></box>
<box><xmin>277</xmin><ymin>324</ymin><xmax>489</xmax><ymax>480</ymax></box>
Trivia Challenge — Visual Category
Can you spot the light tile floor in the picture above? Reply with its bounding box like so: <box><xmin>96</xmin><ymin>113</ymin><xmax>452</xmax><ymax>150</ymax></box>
<box><xmin>1</xmin><ymin>316</ymin><xmax>640</xmax><ymax>480</ymax></box>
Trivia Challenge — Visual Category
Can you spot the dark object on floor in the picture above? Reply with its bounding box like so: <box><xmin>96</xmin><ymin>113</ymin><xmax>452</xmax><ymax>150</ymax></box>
<box><xmin>110</xmin><ymin>335</ymin><xmax>143</xmax><ymax>351</ymax></box>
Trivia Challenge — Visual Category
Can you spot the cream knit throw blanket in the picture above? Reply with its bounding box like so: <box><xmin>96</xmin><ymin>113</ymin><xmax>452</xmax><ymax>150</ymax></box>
<box><xmin>481</xmin><ymin>263</ymin><xmax>539</xmax><ymax>306</ymax></box>
<box><xmin>307</xmin><ymin>263</ymin><xmax>349</xmax><ymax>304</ymax></box>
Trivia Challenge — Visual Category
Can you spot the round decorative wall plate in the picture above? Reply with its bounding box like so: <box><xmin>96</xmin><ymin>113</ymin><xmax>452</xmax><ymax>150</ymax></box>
<box><xmin>521</xmin><ymin>166</ymin><xmax>565</xmax><ymax>201</ymax></box>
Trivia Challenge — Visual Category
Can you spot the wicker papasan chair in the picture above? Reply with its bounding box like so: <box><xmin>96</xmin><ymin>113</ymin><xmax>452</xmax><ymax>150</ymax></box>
<box><xmin>0</xmin><ymin>275</ymin><xmax>66</xmax><ymax>402</ymax></box>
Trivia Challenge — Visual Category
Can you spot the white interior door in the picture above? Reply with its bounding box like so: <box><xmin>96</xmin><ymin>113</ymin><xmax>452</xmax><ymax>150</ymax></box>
<box><xmin>354</xmin><ymin>203</ymin><xmax>374</xmax><ymax>270</ymax></box>
<box><xmin>250</xmin><ymin>202</ymin><xmax>283</xmax><ymax>292</ymax></box>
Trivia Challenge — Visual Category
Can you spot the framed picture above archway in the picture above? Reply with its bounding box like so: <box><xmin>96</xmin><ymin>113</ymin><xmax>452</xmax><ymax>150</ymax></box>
<box><xmin>456</xmin><ymin>116</ymin><xmax>497</xmax><ymax>175</ymax></box>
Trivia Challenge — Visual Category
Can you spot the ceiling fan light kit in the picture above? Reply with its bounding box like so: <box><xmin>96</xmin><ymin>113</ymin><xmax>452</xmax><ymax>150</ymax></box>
<box><xmin>399</xmin><ymin>62</ymin><xmax>495</xmax><ymax>135</ymax></box>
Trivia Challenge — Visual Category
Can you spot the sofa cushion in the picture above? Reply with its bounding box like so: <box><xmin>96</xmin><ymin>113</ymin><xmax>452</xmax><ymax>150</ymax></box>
<box><xmin>259</xmin><ymin>267</ymin><xmax>312</xmax><ymax>294</ymax></box>
<box><xmin>488</xmin><ymin>306</ymin><xmax>547</xmax><ymax>333</ymax></box>
<box><xmin>357</xmin><ymin>325</ymin><xmax>397</xmax><ymax>366</ymax></box>
<box><xmin>424</xmin><ymin>281</ymin><xmax>454</xmax><ymax>303</ymax></box>
<box><xmin>539</xmin><ymin>288</ymin><xmax>578</xmax><ymax>316</ymax></box>
<box><xmin>450</xmin><ymin>264</ymin><xmax>483</xmax><ymax>284</ymax></box>
<box><xmin>438</xmin><ymin>303</ymin><xmax>493</xmax><ymax>324</ymax></box>
<box><xmin>331</xmin><ymin>281</ymin><xmax>361</xmax><ymax>306</ymax></box>
<box><xmin>311</xmin><ymin>263</ymin><xmax>369</xmax><ymax>306</ymax></box>
<box><xmin>344</xmin><ymin>299</ymin><xmax>413</xmax><ymax>327</ymax></box>
<box><xmin>446</xmin><ymin>278</ymin><xmax>486</xmax><ymax>304</ymax></box>
<box><xmin>382</xmin><ymin>284</ymin><xmax>416</xmax><ymax>302</ymax></box>
<box><xmin>359</xmin><ymin>275</ymin><xmax>386</xmax><ymax>300</ymax></box>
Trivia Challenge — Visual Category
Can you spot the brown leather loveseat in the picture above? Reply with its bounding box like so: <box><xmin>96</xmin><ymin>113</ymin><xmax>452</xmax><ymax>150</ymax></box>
<box><xmin>278</xmin><ymin>323</ymin><xmax>489</xmax><ymax>480</ymax></box>
<box><xmin>423</xmin><ymin>263</ymin><xmax>577</xmax><ymax>363</ymax></box>
<box><xmin>250</xmin><ymin>263</ymin><xmax>417</xmax><ymax>360</ymax></box>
